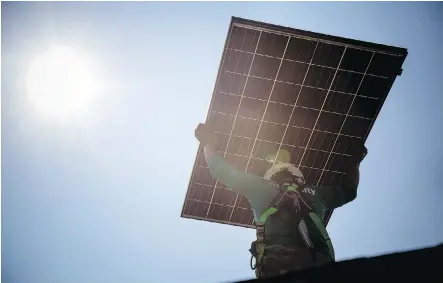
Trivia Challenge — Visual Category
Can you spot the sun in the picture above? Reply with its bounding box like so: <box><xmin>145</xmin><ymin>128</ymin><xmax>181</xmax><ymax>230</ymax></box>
<box><xmin>25</xmin><ymin>45</ymin><xmax>98</xmax><ymax>122</ymax></box>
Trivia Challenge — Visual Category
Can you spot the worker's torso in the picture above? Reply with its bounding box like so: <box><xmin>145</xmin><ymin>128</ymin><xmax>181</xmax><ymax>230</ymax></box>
<box><xmin>261</xmin><ymin>186</ymin><xmax>333</xmax><ymax>259</ymax></box>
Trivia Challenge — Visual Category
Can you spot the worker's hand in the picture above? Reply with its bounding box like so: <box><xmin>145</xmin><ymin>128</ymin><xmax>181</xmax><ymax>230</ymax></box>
<box><xmin>350</xmin><ymin>141</ymin><xmax>367</xmax><ymax>164</ymax></box>
<box><xmin>195</xmin><ymin>123</ymin><xmax>215</xmax><ymax>145</ymax></box>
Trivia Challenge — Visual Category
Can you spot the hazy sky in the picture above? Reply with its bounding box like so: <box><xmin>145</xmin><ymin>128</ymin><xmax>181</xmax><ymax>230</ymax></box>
<box><xmin>2</xmin><ymin>2</ymin><xmax>443</xmax><ymax>283</ymax></box>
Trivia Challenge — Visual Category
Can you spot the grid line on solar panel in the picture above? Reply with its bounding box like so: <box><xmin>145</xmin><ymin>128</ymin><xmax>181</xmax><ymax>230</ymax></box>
<box><xmin>268</xmin><ymin>41</ymin><xmax>318</xmax><ymax>172</ymax></box>
<box><xmin>226</xmin><ymin>47</ymin><xmax>389</xmax><ymax>79</ymax></box>
<box><xmin>206</xmin><ymin>132</ymin><xmax>366</xmax><ymax>167</ymax></box>
<box><xmin>219</xmin><ymin>89</ymin><xmax>381</xmax><ymax>118</ymax></box>
<box><xmin>216</xmin><ymin>90</ymin><xmax>382</xmax><ymax>122</ymax></box>
<box><xmin>208</xmin><ymin>121</ymin><xmax>365</xmax><ymax>145</ymax></box>
<box><xmin>294</xmin><ymin>47</ymin><xmax>346</xmax><ymax>169</ymax></box>
<box><xmin>194</xmin><ymin>157</ymin><xmax>348</xmax><ymax>174</ymax></box>
<box><xmin>184</xmin><ymin>187</ymin><xmax>254</xmax><ymax>214</ymax></box>
<box><xmin>207</xmin><ymin>132</ymin><xmax>358</xmax><ymax>157</ymax></box>
<box><xmin>210</xmin><ymin>107</ymin><xmax>372</xmax><ymax>138</ymax></box>
<box><xmin>316</xmin><ymin>52</ymin><xmax>375</xmax><ymax>184</ymax></box>
<box><xmin>208</xmin><ymin>131</ymin><xmax>361</xmax><ymax>160</ymax></box>
<box><xmin>212</xmin><ymin>93</ymin><xmax>374</xmax><ymax>121</ymax></box>
<box><xmin>185</xmin><ymin>192</ymin><xmax>252</xmax><ymax>210</ymax></box>
<box><xmin>205</xmin><ymin>30</ymin><xmax>264</xmax><ymax>219</ymax></box>
<box><xmin>228</xmin><ymin>34</ymin><xmax>292</xmax><ymax>222</ymax></box>
<box><xmin>200</xmin><ymin>150</ymin><xmax>347</xmax><ymax>171</ymax></box>
<box><xmin>221</xmin><ymin>70</ymin><xmax>383</xmax><ymax>101</ymax></box>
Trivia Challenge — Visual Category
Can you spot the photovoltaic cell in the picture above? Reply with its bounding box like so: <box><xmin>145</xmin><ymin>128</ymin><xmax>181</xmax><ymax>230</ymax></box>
<box><xmin>181</xmin><ymin>17</ymin><xmax>407</xmax><ymax>228</ymax></box>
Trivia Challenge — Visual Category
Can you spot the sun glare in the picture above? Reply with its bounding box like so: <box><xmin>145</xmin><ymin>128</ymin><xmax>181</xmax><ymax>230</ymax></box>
<box><xmin>25</xmin><ymin>45</ymin><xmax>98</xmax><ymax>122</ymax></box>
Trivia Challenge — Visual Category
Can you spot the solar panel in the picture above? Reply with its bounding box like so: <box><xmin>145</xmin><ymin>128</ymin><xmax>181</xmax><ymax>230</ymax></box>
<box><xmin>181</xmin><ymin>17</ymin><xmax>407</xmax><ymax>228</ymax></box>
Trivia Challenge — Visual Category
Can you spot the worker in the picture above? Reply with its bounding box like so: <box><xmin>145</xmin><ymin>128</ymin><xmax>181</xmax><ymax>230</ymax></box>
<box><xmin>195</xmin><ymin>123</ymin><xmax>367</xmax><ymax>279</ymax></box>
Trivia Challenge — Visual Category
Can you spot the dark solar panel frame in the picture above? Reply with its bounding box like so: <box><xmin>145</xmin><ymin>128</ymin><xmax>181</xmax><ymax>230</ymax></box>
<box><xmin>181</xmin><ymin>17</ymin><xmax>408</xmax><ymax>229</ymax></box>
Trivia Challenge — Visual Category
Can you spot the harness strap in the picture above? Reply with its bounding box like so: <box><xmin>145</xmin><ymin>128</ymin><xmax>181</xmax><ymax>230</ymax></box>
<box><xmin>298</xmin><ymin>218</ymin><xmax>318</xmax><ymax>264</ymax></box>
<box><xmin>251</xmin><ymin>185</ymin><xmax>300</xmax><ymax>276</ymax></box>
<box><xmin>254</xmin><ymin>221</ymin><xmax>266</xmax><ymax>277</ymax></box>
<box><xmin>308</xmin><ymin>212</ymin><xmax>335</xmax><ymax>260</ymax></box>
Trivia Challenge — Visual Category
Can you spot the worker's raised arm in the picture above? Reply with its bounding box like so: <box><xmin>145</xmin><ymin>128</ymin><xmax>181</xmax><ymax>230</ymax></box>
<box><xmin>195</xmin><ymin>123</ymin><xmax>278</xmax><ymax>203</ymax></box>
<box><xmin>307</xmin><ymin>143</ymin><xmax>367</xmax><ymax>210</ymax></box>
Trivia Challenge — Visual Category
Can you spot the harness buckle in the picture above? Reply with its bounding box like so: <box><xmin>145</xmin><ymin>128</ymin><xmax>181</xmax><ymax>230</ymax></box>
<box><xmin>256</xmin><ymin>222</ymin><xmax>265</xmax><ymax>241</ymax></box>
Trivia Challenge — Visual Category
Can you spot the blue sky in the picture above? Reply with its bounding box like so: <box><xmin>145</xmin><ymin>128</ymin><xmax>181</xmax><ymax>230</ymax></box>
<box><xmin>2</xmin><ymin>2</ymin><xmax>443</xmax><ymax>283</ymax></box>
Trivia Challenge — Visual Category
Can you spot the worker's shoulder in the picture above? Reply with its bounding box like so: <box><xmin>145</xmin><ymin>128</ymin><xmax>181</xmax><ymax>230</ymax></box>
<box><xmin>299</xmin><ymin>185</ymin><xmax>328</xmax><ymax>212</ymax></box>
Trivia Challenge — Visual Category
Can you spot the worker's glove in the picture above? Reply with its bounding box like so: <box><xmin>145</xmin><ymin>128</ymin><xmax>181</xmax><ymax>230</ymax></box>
<box><xmin>195</xmin><ymin>123</ymin><xmax>215</xmax><ymax>145</ymax></box>
<box><xmin>349</xmin><ymin>141</ymin><xmax>367</xmax><ymax>165</ymax></box>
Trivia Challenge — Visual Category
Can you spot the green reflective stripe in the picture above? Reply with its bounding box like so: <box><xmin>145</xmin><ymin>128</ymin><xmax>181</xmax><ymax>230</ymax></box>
<box><xmin>308</xmin><ymin>212</ymin><xmax>335</xmax><ymax>260</ymax></box>
<box><xmin>259</xmin><ymin>207</ymin><xmax>278</xmax><ymax>223</ymax></box>
<box><xmin>281</xmin><ymin>184</ymin><xmax>298</xmax><ymax>192</ymax></box>
<box><xmin>286</xmin><ymin>185</ymin><xmax>298</xmax><ymax>192</ymax></box>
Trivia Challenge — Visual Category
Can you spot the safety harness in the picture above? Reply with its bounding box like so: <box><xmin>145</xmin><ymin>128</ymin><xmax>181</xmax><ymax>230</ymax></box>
<box><xmin>249</xmin><ymin>182</ymin><xmax>335</xmax><ymax>278</ymax></box>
